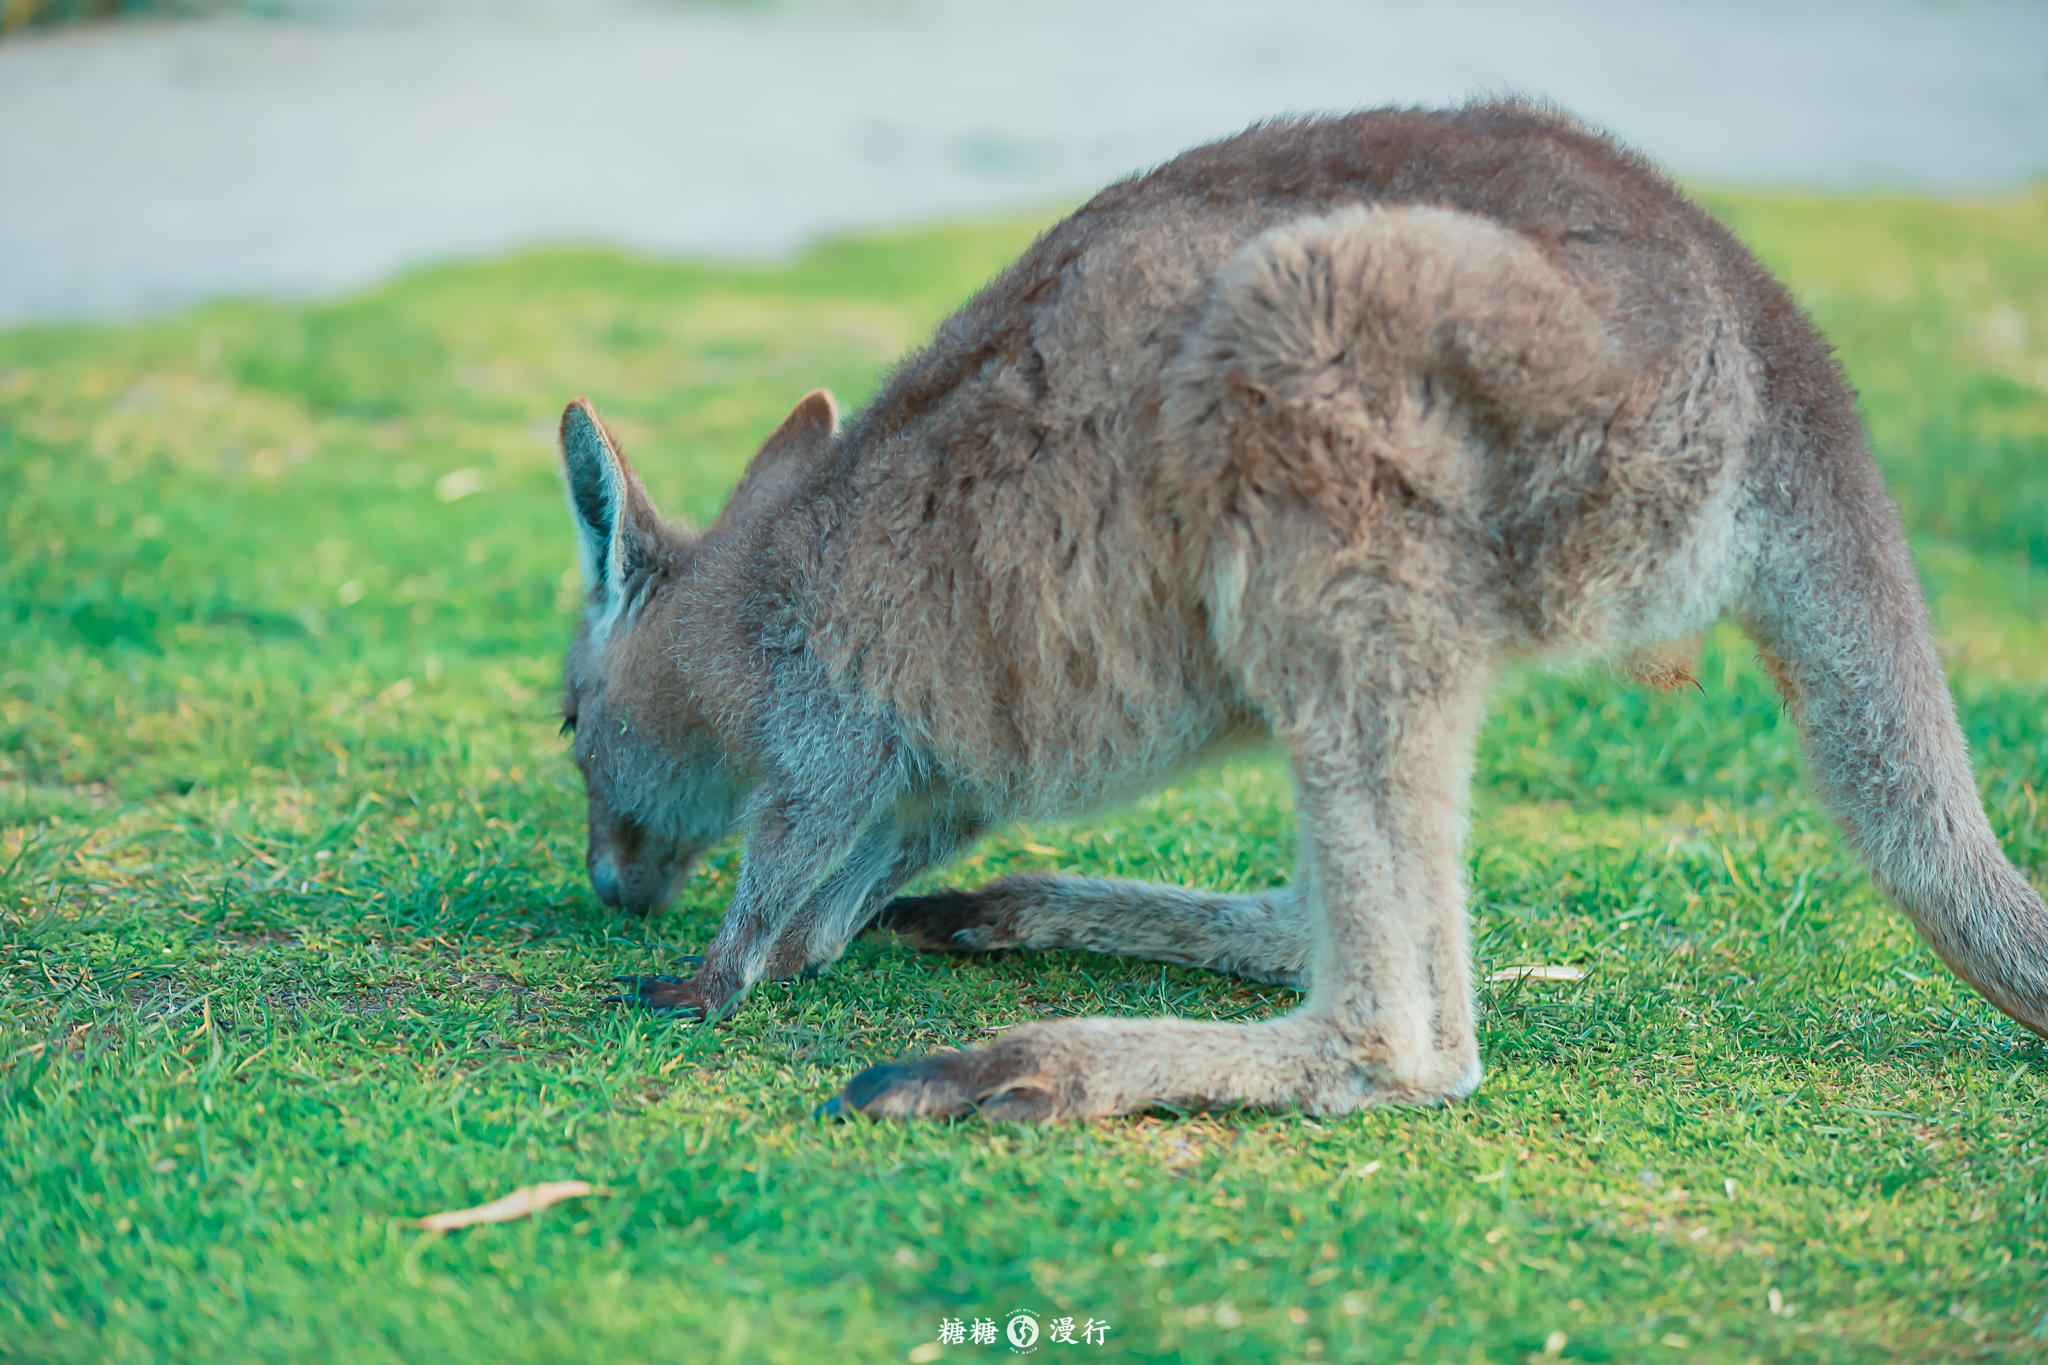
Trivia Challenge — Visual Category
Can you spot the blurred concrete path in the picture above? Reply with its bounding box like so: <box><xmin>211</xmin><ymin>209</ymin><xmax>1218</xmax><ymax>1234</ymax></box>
<box><xmin>2</xmin><ymin>0</ymin><xmax>2045</xmax><ymax>326</ymax></box>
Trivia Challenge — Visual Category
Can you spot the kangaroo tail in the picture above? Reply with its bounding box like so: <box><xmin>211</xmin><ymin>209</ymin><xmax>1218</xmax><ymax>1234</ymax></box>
<box><xmin>1746</xmin><ymin>444</ymin><xmax>2048</xmax><ymax>1037</ymax></box>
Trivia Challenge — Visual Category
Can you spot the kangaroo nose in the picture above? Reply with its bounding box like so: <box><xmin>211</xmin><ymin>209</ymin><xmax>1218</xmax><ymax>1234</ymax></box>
<box><xmin>588</xmin><ymin>857</ymin><xmax>624</xmax><ymax>907</ymax></box>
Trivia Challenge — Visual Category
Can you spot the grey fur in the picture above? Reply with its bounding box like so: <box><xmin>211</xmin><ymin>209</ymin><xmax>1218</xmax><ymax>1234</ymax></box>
<box><xmin>555</xmin><ymin>101</ymin><xmax>2048</xmax><ymax>1121</ymax></box>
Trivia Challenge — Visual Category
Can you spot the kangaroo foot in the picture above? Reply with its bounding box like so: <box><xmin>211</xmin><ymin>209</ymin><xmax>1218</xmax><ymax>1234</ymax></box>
<box><xmin>818</xmin><ymin>1015</ymin><xmax>1482</xmax><ymax>1124</ymax></box>
<box><xmin>874</xmin><ymin>887</ymin><xmax>1021</xmax><ymax>953</ymax></box>
<box><xmin>819</xmin><ymin>1029</ymin><xmax>1068</xmax><ymax>1122</ymax></box>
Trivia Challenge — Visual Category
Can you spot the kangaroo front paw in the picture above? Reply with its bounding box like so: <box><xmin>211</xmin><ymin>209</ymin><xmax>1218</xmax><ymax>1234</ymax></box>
<box><xmin>605</xmin><ymin>973</ymin><xmax>733</xmax><ymax>1021</ymax></box>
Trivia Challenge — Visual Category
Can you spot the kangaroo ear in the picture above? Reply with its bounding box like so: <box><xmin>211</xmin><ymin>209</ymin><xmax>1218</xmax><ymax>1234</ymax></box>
<box><xmin>560</xmin><ymin>398</ymin><xmax>666</xmax><ymax>634</ymax></box>
<box><xmin>720</xmin><ymin>389</ymin><xmax>839</xmax><ymax>524</ymax></box>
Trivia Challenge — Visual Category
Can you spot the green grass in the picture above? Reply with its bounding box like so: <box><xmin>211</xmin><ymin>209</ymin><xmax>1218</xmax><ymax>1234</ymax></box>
<box><xmin>3</xmin><ymin>185</ymin><xmax>2047</xmax><ymax>1364</ymax></box>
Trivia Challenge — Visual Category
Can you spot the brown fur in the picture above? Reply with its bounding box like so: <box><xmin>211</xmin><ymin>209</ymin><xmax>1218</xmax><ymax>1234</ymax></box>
<box><xmin>555</xmin><ymin>100</ymin><xmax>2048</xmax><ymax>1120</ymax></box>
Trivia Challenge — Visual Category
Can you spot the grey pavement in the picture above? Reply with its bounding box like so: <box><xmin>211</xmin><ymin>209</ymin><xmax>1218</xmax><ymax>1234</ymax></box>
<box><xmin>2</xmin><ymin>0</ymin><xmax>2044</xmax><ymax>327</ymax></box>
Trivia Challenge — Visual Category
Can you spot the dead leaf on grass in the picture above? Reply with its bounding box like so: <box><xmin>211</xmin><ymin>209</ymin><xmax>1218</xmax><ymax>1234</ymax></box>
<box><xmin>411</xmin><ymin>1181</ymin><xmax>608</xmax><ymax>1231</ymax></box>
<box><xmin>1487</xmin><ymin>965</ymin><xmax>1586</xmax><ymax>982</ymax></box>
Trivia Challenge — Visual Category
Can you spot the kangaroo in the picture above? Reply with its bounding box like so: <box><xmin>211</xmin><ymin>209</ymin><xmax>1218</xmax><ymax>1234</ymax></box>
<box><xmin>555</xmin><ymin>100</ymin><xmax>2048</xmax><ymax>1122</ymax></box>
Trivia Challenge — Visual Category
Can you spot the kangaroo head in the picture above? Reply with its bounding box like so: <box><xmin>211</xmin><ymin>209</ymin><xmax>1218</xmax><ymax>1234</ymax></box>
<box><xmin>556</xmin><ymin>391</ymin><xmax>839</xmax><ymax>914</ymax></box>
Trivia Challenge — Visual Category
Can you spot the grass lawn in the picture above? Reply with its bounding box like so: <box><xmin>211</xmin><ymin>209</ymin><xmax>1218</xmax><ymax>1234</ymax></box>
<box><xmin>4</xmin><ymin>183</ymin><xmax>2047</xmax><ymax>1364</ymax></box>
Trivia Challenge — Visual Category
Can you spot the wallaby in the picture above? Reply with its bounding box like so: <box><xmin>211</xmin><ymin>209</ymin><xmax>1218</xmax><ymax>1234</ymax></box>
<box><xmin>555</xmin><ymin>100</ymin><xmax>2048</xmax><ymax>1122</ymax></box>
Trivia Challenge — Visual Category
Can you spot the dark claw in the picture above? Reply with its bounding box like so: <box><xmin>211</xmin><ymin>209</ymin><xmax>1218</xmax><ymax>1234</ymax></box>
<box><xmin>599</xmin><ymin>955</ymin><xmax>699</xmax><ymax>1003</ymax></box>
<box><xmin>603</xmin><ymin>972</ymin><xmax>685</xmax><ymax>1003</ymax></box>
<box><xmin>604</xmin><ymin>974</ymin><xmax>713</xmax><ymax>1020</ymax></box>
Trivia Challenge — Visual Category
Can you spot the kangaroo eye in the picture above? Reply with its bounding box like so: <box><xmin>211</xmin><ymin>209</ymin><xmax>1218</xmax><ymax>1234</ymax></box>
<box><xmin>559</xmin><ymin>714</ymin><xmax>577</xmax><ymax>737</ymax></box>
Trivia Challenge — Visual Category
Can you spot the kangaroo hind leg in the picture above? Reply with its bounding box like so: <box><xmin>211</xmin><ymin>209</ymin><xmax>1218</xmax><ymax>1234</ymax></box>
<box><xmin>825</xmin><ymin>662</ymin><xmax>1490</xmax><ymax>1121</ymax></box>
<box><xmin>879</xmin><ymin>876</ymin><xmax>1311</xmax><ymax>987</ymax></box>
